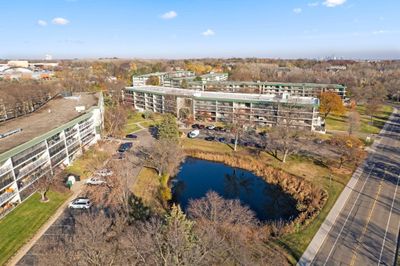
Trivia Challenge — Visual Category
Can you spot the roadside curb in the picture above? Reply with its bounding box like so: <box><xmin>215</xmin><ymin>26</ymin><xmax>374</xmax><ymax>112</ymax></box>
<box><xmin>297</xmin><ymin>108</ymin><xmax>397</xmax><ymax>266</ymax></box>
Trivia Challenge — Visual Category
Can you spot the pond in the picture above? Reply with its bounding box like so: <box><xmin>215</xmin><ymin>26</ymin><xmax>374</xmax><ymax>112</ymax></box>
<box><xmin>171</xmin><ymin>158</ymin><xmax>299</xmax><ymax>222</ymax></box>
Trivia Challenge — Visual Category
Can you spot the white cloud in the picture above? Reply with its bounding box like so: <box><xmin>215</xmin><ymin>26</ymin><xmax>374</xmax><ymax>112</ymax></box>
<box><xmin>202</xmin><ymin>29</ymin><xmax>215</xmax><ymax>36</ymax></box>
<box><xmin>52</xmin><ymin>17</ymin><xmax>70</xmax><ymax>25</ymax></box>
<box><xmin>293</xmin><ymin>8</ymin><xmax>302</xmax><ymax>14</ymax></box>
<box><xmin>308</xmin><ymin>2</ymin><xmax>319</xmax><ymax>7</ymax></box>
<box><xmin>37</xmin><ymin>20</ymin><xmax>47</xmax><ymax>26</ymax></box>
<box><xmin>323</xmin><ymin>0</ymin><xmax>346</xmax><ymax>7</ymax></box>
<box><xmin>161</xmin><ymin>11</ymin><xmax>177</xmax><ymax>19</ymax></box>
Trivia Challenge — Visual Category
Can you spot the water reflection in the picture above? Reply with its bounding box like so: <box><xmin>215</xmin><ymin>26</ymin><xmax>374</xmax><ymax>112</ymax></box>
<box><xmin>171</xmin><ymin>157</ymin><xmax>299</xmax><ymax>222</ymax></box>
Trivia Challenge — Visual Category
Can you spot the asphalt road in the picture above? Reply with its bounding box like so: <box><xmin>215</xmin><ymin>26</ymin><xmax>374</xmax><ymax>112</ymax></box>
<box><xmin>312</xmin><ymin>110</ymin><xmax>400</xmax><ymax>266</ymax></box>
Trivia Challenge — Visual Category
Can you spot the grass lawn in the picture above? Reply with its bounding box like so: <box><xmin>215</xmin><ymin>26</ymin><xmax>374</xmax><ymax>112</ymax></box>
<box><xmin>0</xmin><ymin>190</ymin><xmax>70</xmax><ymax>265</ymax></box>
<box><xmin>183</xmin><ymin>138</ymin><xmax>353</xmax><ymax>264</ymax></box>
<box><xmin>325</xmin><ymin>104</ymin><xmax>393</xmax><ymax>135</ymax></box>
<box><xmin>123</xmin><ymin>123</ymin><xmax>142</xmax><ymax>134</ymax></box>
<box><xmin>123</xmin><ymin>111</ymin><xmax>161</xmax><ymax>134</ymax></box>
<box><xmin>182</xmin><ymin>138</ymin><xmax>237</xmax><ymax>153</ymax></box>
<box><xmin>66</xmin><ymin>144</ymin><xmax>111</xmax><ymax>178</ymax></box>
<box><xmin>131</xmin><ymin>167</ymin><xmax>164</xmax><ymax>212</ymax></box>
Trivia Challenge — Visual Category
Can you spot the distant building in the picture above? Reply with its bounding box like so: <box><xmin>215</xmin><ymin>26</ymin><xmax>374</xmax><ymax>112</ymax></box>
<box><xmin>132</xmin><ymin>71</ymin><xmax>195</xmax><ymax>87</ymax></box>
<box><xmin>199</xmin><ymin>72</ymin><xmax>228</xmax><ymax>82</ymax></box>
<box><xmin>124</xmin><ymin>86</ymin><xmax>324</xmax><ymax>132</ymax></box>
<box><xmin>0</xmin><ymin>93</ymin><xmax>104</xmax><ymax>218</ymax></box>
<box><xmin>187</xmin><ymin>81</ymin><xmax>347</xmax><ymax>99</ymax></box>
<box><xmin>7</xmin><ymin>61</ymin><xmax>29</xmax><ymax>68</ymax></box>
<box><xmin>0</xmin><ymin>60</ymin><xmax>57</xmax><ymax>80</ymax></box>
<box><xmin>327</xmin><ymin>65</ymin><xmax>347</xmax><ymax>72</ymax></box>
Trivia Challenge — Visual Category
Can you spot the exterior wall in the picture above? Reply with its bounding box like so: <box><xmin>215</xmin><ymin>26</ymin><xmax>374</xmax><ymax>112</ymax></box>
<box><xmin>187</xmin><ymin>81</ymin><xmax>346</xmax><ymax>99</ymax></box>
<box><xmin>0</xmin><ymin>97</ymin><xmax>104</xmax><ymax>219</ymax></box>
<box><xmin>124</xmin><ymin>88</ymin><xmax>321</xmax><ymax>131</ymax></box>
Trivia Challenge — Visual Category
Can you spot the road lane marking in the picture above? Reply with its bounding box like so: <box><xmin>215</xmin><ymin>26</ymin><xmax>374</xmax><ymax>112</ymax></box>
<box><xmin>377</xmin><ymin>172</ymin><xmax>400</xmax><ymax>265</ymax></box>
<box><xmin>323</xmin><ymin>165</ymin><xmax>375</xmax><ymax>266</ymax></box>
<box><xmin>349</xmin><ymin>176</ymin><xmax>384</xmax><ymax>266</ymax></box>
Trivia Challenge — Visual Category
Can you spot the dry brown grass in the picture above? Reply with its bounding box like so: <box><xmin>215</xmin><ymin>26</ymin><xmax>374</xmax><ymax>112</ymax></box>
<box><xmin>185</xmin><ymin>149</ymin><xmax>328</xmax><ymax>233</ymax></box>
<box><xmin>131</xmin><ymin>167</ymin><xmax>164</xmax><ymax>213</ymax></box>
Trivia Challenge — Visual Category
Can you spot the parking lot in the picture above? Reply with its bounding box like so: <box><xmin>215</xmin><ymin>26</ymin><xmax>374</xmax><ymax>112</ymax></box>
<box><xmin>186</xmin><ymin>124</ymin><xmax>267</xmax><ymax>149</ymax></box>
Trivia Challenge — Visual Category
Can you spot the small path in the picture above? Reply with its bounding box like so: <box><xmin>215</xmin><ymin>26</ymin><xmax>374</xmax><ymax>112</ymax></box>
<box><xmin>7</xmin><ymin>182</ymin><xmax>84</xmax><ymax>266</ymax></box>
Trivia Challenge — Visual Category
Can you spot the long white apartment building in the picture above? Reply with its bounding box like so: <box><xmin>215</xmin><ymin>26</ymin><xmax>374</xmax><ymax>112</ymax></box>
<box><xmin>124</xmin><ymin>86</ymin><xmax>324</xmax><ymax>132</ymax></box>
<box><xmin>187</xmin><ymin>81</ymin><xmax>347</xmax><ymax>99</ymax></box>
<box><xmin>0</xmin><ymin>93</ymin><xmax>104</xmax><ymax>218</ymax></box>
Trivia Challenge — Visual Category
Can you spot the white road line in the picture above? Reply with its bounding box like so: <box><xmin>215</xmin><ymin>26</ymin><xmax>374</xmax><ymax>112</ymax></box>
<box><xmin>323</xmin><ymin>165</ymin><xmax>376</xmax><ymax>266</ymax></box>
<box><xmin>377</xmin><ymin>175</ymin><xmax>400</xmax><ymax>265</ymax></box>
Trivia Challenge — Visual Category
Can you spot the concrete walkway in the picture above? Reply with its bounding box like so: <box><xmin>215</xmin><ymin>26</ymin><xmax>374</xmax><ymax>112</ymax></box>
<box><xmin>7</xmin><ymin>182</ymin><xmax>84</xmax><ymax>266</ymax></box>
<box><xmin>297</xmin><ymin>108</ymin><xmax>397</xmax><ymax>266</ymax></box>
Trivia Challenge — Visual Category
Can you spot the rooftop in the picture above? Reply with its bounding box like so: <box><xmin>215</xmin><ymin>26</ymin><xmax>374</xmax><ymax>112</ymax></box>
<box><xmin>0</xmin><ymin>93</ymin><xmax>98</xmax><ymax>154</ymax></box>
<box><xmin>189</xmin><ymin>80</ymin><xmax>346</xmax><ymax>89</ymax></box>
<box><xmin>125</xmin><ymin>86</ymin><xmax>319</xmax><ymax>106</ymax></box>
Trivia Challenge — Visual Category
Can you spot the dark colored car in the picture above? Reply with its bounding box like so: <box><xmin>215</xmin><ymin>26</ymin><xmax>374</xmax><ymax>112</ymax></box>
<box><xmin>192</xmin><ymin>124</ymin><xmax>199</xmax><ymax>129</ymax></box>
<box><xmin>198</xmin><ymin>124</ymin><xmax>205</xmax><ymax>129</ymax></box>
<box><xmin>205</xmin><ymin>136</ymin><xmax>215</xmax><ymax>141</ymax></box>
<box><xmin>118</xmin><ymin>142</ymin><xmax>133</xmax><ymax>153</ymax></box>
<box><xmin>125</xmin><ymin>134</ymin><xmax>138</xmax><ymax>139</ymax></box>
<box><xmin>255</xmin><ymin>143</ymin><xmax>266</xmax><ymax>149</ymax></box>
<box><xmin>214</xmin><ymin>126</ymin><xmax>223</xmax><ymax>131</ymax></box>
<box><xmin>217</xmin><ymin>137</ymin><xmax>226</xmax><ymax>143</ymax></box>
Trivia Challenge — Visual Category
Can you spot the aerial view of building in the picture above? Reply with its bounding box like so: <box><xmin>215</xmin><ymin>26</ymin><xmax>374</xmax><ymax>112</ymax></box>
<box><xmin>1</xmin><ymin>1</ymin><xmax>399</xmax><ymax>266</ymax></box>
<box><xmin>0</xmin><ymin>93</ymin><xmax>103</xmax><ymax>218</ymax></box>
<box><xmin>187</xmin><ymin>81</ymin><xmax>346</xmax><ymax>99</ymax></box>
<box><xmin>124</xmin><ymin>86</ymin><xmax>323</xmax><ymax>131</ymax></box>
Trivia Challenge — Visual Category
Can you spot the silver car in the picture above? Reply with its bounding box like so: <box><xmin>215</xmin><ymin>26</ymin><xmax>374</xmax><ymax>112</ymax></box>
<box><xmin>68</xmin><ymin>197</ymin><xmax>92</xmax><ymax>209</ymax></box>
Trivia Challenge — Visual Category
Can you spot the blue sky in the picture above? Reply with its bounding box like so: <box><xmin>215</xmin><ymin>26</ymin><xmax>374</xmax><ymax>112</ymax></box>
<box><xmin>0</xmin><ymin>0</ymin><xmax>399</xmax><ymax>59</ymax></box>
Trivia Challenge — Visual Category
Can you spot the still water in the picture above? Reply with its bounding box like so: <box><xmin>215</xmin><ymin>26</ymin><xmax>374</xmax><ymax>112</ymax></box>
<box><xmin>171</xmin><ymin>158</ymin><xmax>299</xmax><ymax>222</ymax></box>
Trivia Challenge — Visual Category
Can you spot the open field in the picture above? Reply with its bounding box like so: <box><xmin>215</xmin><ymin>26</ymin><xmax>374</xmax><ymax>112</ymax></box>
<box><xmin>325</xmin><ymin>104</ymin><xmax>393</xmax><ymax>135</ymax></box>
<box><xmin>0</xmin><ymin>191</ymin><xmax>70</xmax><ymax>265</ymax></box>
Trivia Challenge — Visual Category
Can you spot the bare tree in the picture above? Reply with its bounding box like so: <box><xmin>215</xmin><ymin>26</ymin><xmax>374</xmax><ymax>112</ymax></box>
<box><xmin>136</xmin><ymin>139</ymin><xmax>184</xmax><ymax>177</ymax></box>
<box><xmin>188</xmin><ymin>191</ymin><xmax>257</xmax><ymax>226</ymax></box>
<box><xmin>34</xmin><ymin>172</ymin><xmax>54</xmax><ymax>202</ymax></box>
<box><xmin>265</xmin><ymin>102</ymin><xmax>311</xmax><ymax>163</ymax></box>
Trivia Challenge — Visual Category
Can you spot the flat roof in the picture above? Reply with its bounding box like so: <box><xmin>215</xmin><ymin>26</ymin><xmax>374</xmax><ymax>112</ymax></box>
<box><xmin>0</xmin><ymin>93</ymin><xmax>98</xmax><ymax>154</ymax></box>
<box><xmin>188</xmin><ymin>80</ymin><xmax>346</xmax><ymax>89</ymax></box>
<box><xmin>125</xmin><ymin>86</ymin><xmax>319</xmax><ymax>106</ymax></box>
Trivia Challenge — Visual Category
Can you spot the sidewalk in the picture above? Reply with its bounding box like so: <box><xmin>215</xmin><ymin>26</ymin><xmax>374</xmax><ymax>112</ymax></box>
<box><xmin>7</xmin><ymin>182</ymin><xmax>84</xmax><ymax>266</ymax></box>
<box><xmin>297</xmin><ymin>108</ymin><xmax>397</xmax><ymax>266</ymax></box>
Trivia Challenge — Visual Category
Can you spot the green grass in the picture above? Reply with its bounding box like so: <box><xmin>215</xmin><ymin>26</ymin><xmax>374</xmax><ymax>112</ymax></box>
<box><xmin>123</xmin><ymin>111</ymin><xmax>161</xmax><ymax>134</ymax></box>
<box><xmin>123</xmin><ymin>123</ymin><xmax>142</xmax><ymax>134</ymax></box>
<box><xmin>325</xmin><ymin>104</ymin><xmax>393</xmax><ymax>136</ymax></box>
<box><xmin>0</xmin><ymin>191</ymin><xmax>70</xmax><ymax>265</ymax></box>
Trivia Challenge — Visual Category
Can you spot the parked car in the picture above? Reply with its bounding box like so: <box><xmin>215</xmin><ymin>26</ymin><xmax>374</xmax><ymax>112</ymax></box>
<box><xmin>206</xmin><ymin>125</ymin><xmax>216</xmax><ymax>130</ymax></box>
<box><xmin>68</xmin><ymin>197</ymin><xmax>92</xmax><ymax>209</ymax></box>
<box><xmin>205</xmin><ymin>136</ymin><xmax>215</xmax><ymax>141</ymax></box>
<box><xmin>191</xmin><ymin>124</ymin><xmax>199</xmax><ymax>129</ymax></box>
<box><xmin>85</xmin><ymin>177</ymin><xmax>106</xmax><ymax>186</ymax></box>
<box><xmin>215</xmin><ymin>126</ymin><xmax>226</xmax><ymax>132</ymax></box>
<box><xmin>126</xmin><ymin>134</ymin><xmax>138</xmax><ymax>139</ymax></box>
<box><xmin>118</xmin><ymin>142</ymin><xmax>133</xmax><ymax>153</ymax></box>
<box><xmin>96</xmin><ymin>168</ymin><xmax>113</xmax><ymax>177</ymax></box>
<box><xmin>188</xmin><ymin>129</ymin><xmax>200</xmax><ymax>138</ymax></box>
<box><xmin>217</xmin><ymin>137</ymin><xmax>226</xmax><ymax>143</ymax></box>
